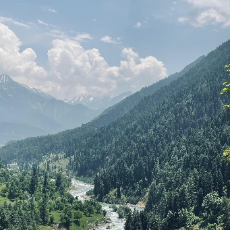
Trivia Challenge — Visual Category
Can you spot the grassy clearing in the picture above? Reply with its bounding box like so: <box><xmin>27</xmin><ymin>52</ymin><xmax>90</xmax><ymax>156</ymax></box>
<box><xmin>0</xmin><ymin>183</ymin><xmax>13</xmax><ymax>206</ymax></box>
<box><xmin>49</xmin><ymin>210</ymin><xmax>104</xmax><ymax>230</ymax></box>
<box><xmin>40</xmin><ymin>153</ymin><xmax>73</xmax><ymax>176</ymax></box>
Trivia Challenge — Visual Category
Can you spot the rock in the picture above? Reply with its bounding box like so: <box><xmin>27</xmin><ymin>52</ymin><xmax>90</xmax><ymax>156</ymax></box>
<box><xmin>104</xmin><ymin>217</ymin><xmax>112</xmax><ymax>223</ymax></box>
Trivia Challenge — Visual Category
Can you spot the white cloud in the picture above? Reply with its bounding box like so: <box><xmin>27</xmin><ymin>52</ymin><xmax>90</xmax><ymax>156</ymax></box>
<box><xmin>178</xmin><ymin>17</ymin><xmax>188</xmax><ymax>23</ymax></box>
<box><xmin>37</xmin><ymin>19</ymin><xmax>60</xmax><ymax>29</ymax></box>
<box><xmin>134</xmin><ymin>22</ymin><xmax>142</xmax><ymax>28</ymax></box>
<box><xmin>41</xmin><ymin>6</ymin><xmax>57</xmax><ymax>13</ymax></box>
<box><xmin>0</xmin><ymin>22</ymin><xmax>47</xmax><ymax>87</ymax></box>
<box><xmin>92</xmin><ymin>19</ymin><xmax>97</xmax><ymax>22</ymax></box>
<box><xmin>48</xmin><ymin>31</ymin><xmax>92</xmax><ymax>43</ymax></box>
<box><xmin>173</xmin><ymin>1</ymin><xmax>177</xmax><ymax>4</ymax></box>
<box><xmin>47</xmin><ymin>30</ymin><xmax>67</xmax><ymax>39</ymax></box>
<box><xmin>47</xmin><ymin>39</ymin><xmax>119</xmax><ymax>98</ymax></box>
<box><xmin>179</xmin><ymin>0</ymin><xmax>230</xmax><ymax>27</ymax></box>
<box><xmin>0</xmin><ymin>16</ymin><xmax>30</xmax><ymax>28</ymax></box>
<box><xmin>100</xmin><ymin>36</ymin><xmax>119</xmax><ymax>44</ymax></box>
<box><xmin>0</xmin><ymin>22</ymin><xmax>167</xmax><ymax>100</ymax></box>
<box><xmin>48</xmin><ymin>9</ymin><xmax>57</xmax><ymax>13</ymax></box>
<box><xmin>46</xmin><ymin>42</ymin><xmax>167</xmax><ymax>99</ymax></box>
<box><xmin>119</xmin><ymin>48</ymin><xmax>167</xmax><ymax>93</ymax></box>
<box><xmin>74</xmin><ymin>33</ymin><xmax>92</xmax><ymax>42</ymax></box>
<box><xmin>37</xmin><ymin>19</ymin><xmax>49</xmax><ymax>26</ymax></box>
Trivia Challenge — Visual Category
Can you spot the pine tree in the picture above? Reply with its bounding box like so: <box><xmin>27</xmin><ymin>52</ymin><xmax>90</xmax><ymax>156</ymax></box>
<box><xmin>30</xmin><ymin>167</ymin><xmax>38</xmax><ymax>195</ymax></box>
<box><xmin>40</xmin><ymin>195</ymin><xmax>49</xmax><ymax>225</ymax></box>
<box><xmin>222</xmin><ymin>196</ymin><xmax>230</xmax><ymax>230</ymax></box>
<box><xmin>56</xmin><ymin>173</ymin><xmax>62</xmax><ymax>189</ymax></box>
<box><xmin>43</xmin><ymin>171</ymin><xmax>48</xmax><ymax>189</ymax></box>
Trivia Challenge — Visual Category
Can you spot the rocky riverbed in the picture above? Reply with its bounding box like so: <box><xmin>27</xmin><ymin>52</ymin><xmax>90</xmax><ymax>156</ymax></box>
<box><xmin>69</xmin><ymin>179</ymin><xmax>144</xmax><ymax>230</ymax></box>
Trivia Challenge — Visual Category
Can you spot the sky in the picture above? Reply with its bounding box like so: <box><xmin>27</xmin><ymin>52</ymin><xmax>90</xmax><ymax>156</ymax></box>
<box><xmin>0</xmin><ymin>0</ymin><xmax>229</xmax><ymax>100</ymax></box>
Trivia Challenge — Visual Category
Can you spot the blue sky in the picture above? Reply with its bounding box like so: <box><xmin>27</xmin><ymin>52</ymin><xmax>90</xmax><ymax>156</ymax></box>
<box><xmin>0</xmin><ymin>0</ymin><xmax>229</xmax><ymax>100</ymax></box>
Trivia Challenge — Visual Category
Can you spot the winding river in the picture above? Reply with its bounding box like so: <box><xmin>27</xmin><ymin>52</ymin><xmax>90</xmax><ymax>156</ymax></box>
<box><xmin>69</xmin><ymin>179</ymin><xmax>144</xmax><ymax>230</ymax></box>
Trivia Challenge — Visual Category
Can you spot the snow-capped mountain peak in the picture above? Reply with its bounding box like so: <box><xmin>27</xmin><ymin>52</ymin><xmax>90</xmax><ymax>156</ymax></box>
<box><xmin>0</xmin><ymin>74</ymin><xmax>13</xmax><ymax>83</ymax></box>
<box><xmin>64</xmin><ymin>92</ymin><xmax>133</xmax><ymax>110</ymax></box>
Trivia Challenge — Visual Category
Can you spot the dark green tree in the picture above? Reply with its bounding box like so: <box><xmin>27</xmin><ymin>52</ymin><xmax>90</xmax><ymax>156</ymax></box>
<box><xmin>30</xmin><ymin>167</ymin><xmax>38</xmax><ymax>195</ymax></box>
<box><xmin>222</xmin><ymin>196</ymin><xmax>230</xmax><ymax>230</ymax></box>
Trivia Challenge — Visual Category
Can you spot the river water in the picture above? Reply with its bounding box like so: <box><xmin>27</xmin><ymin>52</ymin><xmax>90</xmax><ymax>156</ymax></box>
<box><xmin>69</xmin><ymin>179</ymin><xmax>144</xmax><ymax>230</ymax></box>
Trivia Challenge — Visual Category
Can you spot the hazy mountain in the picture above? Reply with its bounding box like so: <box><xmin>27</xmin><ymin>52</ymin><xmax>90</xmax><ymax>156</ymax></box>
<box><xmin>0</xmin><ymin>122</ymin><xmax>48</xmax><ymax>145</ymax></box>
<box><xmin>41</xmin><ymin>99</ymin><xmax>103</xmax><ymax>129</ymax></box>
<box><xmin>0</xmin><ymin>75</ymin><xmax>102</xmax><ymax>145</ymax></box>
<box><xmin>66</xmin><ymin>91</ymin><xmax>133</xmax><ymax>110</ymax></box>
<box><xmin>20</xmin><ymin>83</ymin><xmax>54</xmax><ymax>100</ymax></box>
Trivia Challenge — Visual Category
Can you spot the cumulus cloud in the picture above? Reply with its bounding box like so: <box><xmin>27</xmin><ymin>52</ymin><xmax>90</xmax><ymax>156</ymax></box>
<box><xmin>119</xmin><ymin>48</ymin><xmax>167</xmax><ymax>93</ymax></box>
<box><xmin>0</xmin><ymin>16</ymin><xmax>30</xmax><ymax>28</ymax></box>
<box><xmin>0</xmin><ymin>22</ymin><xmax>167</xmax><ymax>100</ymax></box>
<box><xmin>47</xmin><ymin>39</ymin><xmax>119</xmax><ymax>99</ymax></box>
<box><xmin>134</xmin><ymin>22</ymin><xmax>142</xmax><ymax>28</ymax></box>
<box><xmin>100</xmin><ymin>36</ymin><xmax>120</xmax><ymax>44</ymax></box>
<box><xmin>0</xmin><ymin>22</ymin><xmax>47</xmax><ymax>87</ymax></box>
<box><xmin>179</xmin><ymin>0</ymin><xmax>230</xmax><ymax>27</ymax></box>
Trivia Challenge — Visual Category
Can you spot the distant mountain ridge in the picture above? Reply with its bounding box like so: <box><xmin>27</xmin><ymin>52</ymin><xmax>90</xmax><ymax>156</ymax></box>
<box><xmin>65</xmin><ymin>91</ymin><xmax>133</xmax><ymax>110</ymax></box>
<box><xmin>0</xmin><ymin>75</ymin><xmax>103</xmax><ymax>145</ymax></box>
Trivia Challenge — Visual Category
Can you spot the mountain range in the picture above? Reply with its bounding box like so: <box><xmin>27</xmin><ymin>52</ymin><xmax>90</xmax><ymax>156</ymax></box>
<box><xmin>1</xmin><ymin>38</ymin><xmax>230</xmax><ymax>229</ymax></box>
<box><xmin>65</xmin><ymin>91</ymin><xmax>133</xmax><ymax>110</ymax></box>
<box><xmin>0</xmin><ymin>49</ymin><xmax>206</xmax><ymax>162</ymax></box>
<box><xmin>0</xmin><ymin>75</ymin><xmax>104</xmax><ymax>145</ymax></box>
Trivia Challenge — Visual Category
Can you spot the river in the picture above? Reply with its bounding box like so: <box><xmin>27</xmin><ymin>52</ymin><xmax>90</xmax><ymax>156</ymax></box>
<box><xmin>69</xmin><ymin>179</ymin><xmax>144</xmax><ymax>230</ymax></box>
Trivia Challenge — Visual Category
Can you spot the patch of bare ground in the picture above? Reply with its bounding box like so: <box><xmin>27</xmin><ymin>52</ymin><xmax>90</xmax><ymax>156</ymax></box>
<box><xmin>136</xmin><ymin>201</ymin><xmax>145</xmax><ymax>208</ymax></box>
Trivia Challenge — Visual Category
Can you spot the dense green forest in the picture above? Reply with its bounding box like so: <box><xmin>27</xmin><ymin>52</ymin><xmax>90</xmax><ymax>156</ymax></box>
<box><xmin>0</xmin><ymin>161</ymin><xmax>103</xmax><ymax>230</ymax></box>
<box><xmin>0</xmin><ymin>55</ymin><xmax>204</xmax><ymax>165</ymax></box>
<box><xmin>1</xmin><ymin>39</ymin><xmax>230</xmax><ymax>229</ymax></box>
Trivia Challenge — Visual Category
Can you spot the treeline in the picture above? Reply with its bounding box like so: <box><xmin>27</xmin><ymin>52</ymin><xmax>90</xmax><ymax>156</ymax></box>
<box><xmin>124</xmin><ymin>196</ymin><xmax>230</xmax><ymax>230</ymax></box>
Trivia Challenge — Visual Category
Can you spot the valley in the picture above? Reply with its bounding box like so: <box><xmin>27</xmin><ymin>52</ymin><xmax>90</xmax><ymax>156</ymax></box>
<box><xmin>0</xmin><ymin>35</ymin><xmax>230</xmax><ymax>229</ymax></box>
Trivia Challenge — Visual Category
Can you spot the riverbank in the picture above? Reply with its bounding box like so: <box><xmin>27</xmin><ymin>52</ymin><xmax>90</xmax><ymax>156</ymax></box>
<box><xmin>69</xmin><ymin>179</ymin><xmax>144</xmax><ymax>230</ymax></box>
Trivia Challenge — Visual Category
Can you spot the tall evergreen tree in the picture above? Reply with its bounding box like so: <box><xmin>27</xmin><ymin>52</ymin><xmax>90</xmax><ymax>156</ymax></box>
<box><xmin>30</xmin><ymin>167</ymin><xmax>38</xmax><ymax>195</ymax></box>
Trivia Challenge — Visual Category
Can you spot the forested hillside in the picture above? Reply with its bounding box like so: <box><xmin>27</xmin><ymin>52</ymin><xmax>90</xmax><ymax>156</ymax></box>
<box><xmin>1</xmin><ymin>38</ymin><xmax>230</xmax><ymax>229</ymax></box>
<box><xmin>0</xmin><ymin>54</ymin><xmax>204</xmax><ymax>164</ymax></box>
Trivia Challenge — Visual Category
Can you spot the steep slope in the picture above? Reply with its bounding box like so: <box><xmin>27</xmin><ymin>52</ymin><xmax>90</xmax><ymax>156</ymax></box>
<box><xmin>66</xmin><ymin>41</ymin><xmax>229</xmax><ymax>177</ymax></box>
<box><xmin>0</xmin><ymin>53</ymin><xmax>205</xmax><ymax>163</ymax></box>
